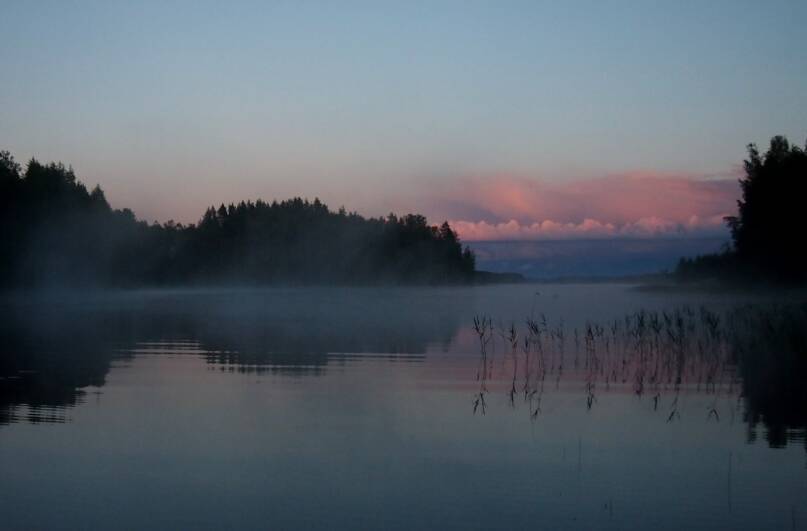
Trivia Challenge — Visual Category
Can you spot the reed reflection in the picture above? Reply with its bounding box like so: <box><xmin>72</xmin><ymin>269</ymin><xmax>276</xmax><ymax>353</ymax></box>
<box><xmin>473</xmin><ymin>304</ymin><xmax>807</xmax><ymax>450</ymax></box>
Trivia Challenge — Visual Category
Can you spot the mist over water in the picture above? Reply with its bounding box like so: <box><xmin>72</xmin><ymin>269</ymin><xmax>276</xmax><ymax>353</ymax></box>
<box><xmin>1</xmin><ymin>284</ymin><xmax>805</xmax><ymax>530</ymax></box>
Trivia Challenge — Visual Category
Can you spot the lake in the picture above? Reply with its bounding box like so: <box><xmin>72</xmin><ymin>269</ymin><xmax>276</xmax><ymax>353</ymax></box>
<box><xmin>1</xmin><ymin>284</ymin><xmax>805</xmax><ymax>530</ymax></box>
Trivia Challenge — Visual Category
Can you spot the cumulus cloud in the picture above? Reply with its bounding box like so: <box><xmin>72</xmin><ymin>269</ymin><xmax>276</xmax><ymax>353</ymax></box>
<box><xmin>450</xmin><ymin>214</ymin><xmax>729</xmax><ymax>241</ymax></box>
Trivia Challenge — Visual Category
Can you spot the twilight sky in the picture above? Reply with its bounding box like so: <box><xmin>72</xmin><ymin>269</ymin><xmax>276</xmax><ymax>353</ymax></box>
<box><xmin>2</xmin><ymin>1</ymin><xmax>806</xmax><ymax>241</ymax></box>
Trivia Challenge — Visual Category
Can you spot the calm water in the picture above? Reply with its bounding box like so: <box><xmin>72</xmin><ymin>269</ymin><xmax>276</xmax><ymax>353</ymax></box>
<box><xmin>1</xmin><ymin>284</ymin><xmax>805</xmax><ymax>530</ymax></box>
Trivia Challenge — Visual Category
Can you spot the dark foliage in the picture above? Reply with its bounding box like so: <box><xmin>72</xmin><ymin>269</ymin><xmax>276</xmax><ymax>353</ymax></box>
<box><xmin>726</xmin><ymin>136</ymin><xmax>807</xmax><ymax>280</ymax></box>
<box><xmin>676</xmin><ymin>135</ymin><xmax>807</xmax><ymax>283</ymax></box>
<box><xmin>675</xmin><ymin>250</ymin><xmax>744</xmax><ymax>282</ymax></box>
<box><xmin>0</xmin><ymin>151</ymin><xmax>476</xmax><ymax>288</ymax></box>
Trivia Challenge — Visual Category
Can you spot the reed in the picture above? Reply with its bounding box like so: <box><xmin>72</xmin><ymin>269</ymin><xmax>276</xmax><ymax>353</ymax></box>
<box><xmin>470</xmin><ymin>301</ymin><xmax>807</xmax><ymax>442</ymax></box>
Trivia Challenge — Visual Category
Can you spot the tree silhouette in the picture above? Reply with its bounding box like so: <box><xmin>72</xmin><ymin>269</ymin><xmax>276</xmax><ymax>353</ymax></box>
<box><xmin>725</xmin><ymin>135</ymin><xmax>807</xmax><ymax>280</ymax></box>
<box><xmin>678</xmin><ymin>135</ymin><xmax>807</xmax><ymax>283</ymax></box>
<box><xmin>0</xmin><ymin>150</ymin><xmax>479</xmax><ymax>288</ymax></box>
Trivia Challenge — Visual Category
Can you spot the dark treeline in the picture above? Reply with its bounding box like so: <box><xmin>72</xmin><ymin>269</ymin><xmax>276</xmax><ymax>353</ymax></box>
<box><xmin>677</xmin><ymin>135</ymin><xmax>807</xmax><ymax>284</ymax></box>
<box><xmin>0</xmin><ymin>151</ymin><xmax>476</xmax><ymax>288</ymax></box>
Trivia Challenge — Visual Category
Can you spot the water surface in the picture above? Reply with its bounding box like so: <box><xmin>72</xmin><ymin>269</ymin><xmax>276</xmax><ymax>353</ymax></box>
<box><xmin>1</xmin><ymin>285</ymin><xmax>805</xmax><ymax>530</ymax></box>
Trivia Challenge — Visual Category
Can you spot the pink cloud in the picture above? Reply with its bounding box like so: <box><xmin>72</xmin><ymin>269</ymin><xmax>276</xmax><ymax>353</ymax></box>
<box><xmin>420</xmin><ymin>171</ymin><xmax>739</xmax><ymax>241</ymax></box>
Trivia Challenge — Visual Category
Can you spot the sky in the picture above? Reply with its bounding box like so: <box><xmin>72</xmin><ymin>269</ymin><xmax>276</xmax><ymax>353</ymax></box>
<box><xmin>2</xmin><ymin>0</ymin><xmax>806</xmax><ymax>244</ymax></box>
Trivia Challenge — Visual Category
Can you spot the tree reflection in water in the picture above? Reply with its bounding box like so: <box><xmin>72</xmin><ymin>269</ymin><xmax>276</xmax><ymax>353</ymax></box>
<box><xmin>0</xmin><ymin>288</ymin><xmax>465</xmax><ymax>424</ymax></box>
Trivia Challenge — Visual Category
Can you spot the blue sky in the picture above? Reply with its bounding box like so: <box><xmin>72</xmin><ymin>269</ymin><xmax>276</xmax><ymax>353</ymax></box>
<box><xmin>1</xmin><ymin>1</ymin><xmax>805</xmax><ymax>230</ymax></box>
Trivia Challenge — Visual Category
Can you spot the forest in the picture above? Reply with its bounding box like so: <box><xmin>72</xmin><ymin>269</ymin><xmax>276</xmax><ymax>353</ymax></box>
<box><xmin>0</xmin><ymin>151</ymin><xmax>476</xmax><ymax>288</ymax></box>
